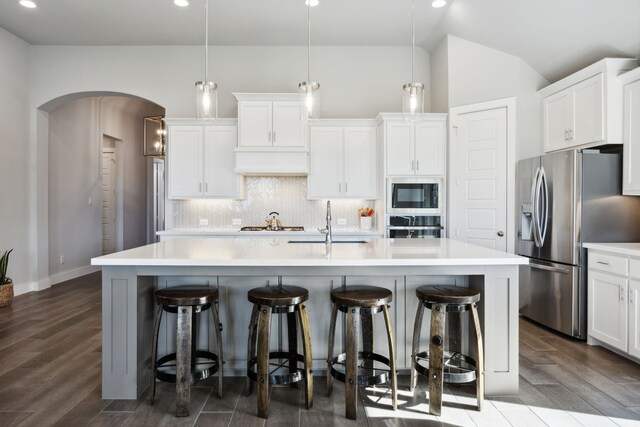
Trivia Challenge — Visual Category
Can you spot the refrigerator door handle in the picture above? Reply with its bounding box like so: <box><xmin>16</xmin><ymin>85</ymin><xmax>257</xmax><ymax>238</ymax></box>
<box><xmin>529</xmin><ymin>261</ymin><xmax>572</xmax><ymax>275</ymax></box>
<box><xmin>531</xmin><ymin>167</ymin><xmax>541</xmax><ymax>247</ymax></box>
<box><xmin>539</xmin><ymin>166</ymin><xmax>549</xmax><ymax>245</ymax></box>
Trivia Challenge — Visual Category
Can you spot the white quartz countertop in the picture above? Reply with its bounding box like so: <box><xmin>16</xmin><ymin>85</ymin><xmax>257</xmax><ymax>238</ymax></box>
<box><xmin>583</xmin><ymin>242</ymin><xmax>640</xmax><ymax>257</ymax></box>
<box><xmin>92</xmin><ymin>237</ymin><xmax>527</xmax><ymax>267</ymax></box>
<box><xmin>157</xmin><ymin>228</ymin><xmax>383</xmax><ymax>237</ymax></box>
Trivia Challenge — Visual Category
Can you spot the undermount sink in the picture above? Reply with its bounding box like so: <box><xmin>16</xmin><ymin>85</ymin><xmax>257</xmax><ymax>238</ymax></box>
<box><xmin>288</xmin><ymin>240</ymin><xmax>367</xmax><ymax>244</ymax></box>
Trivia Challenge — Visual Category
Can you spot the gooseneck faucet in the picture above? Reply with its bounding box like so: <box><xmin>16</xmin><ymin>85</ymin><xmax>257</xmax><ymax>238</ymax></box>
<box><xmin>319</xmin><ymin>200</ymin><xmax>332</xmax><ymax>244</ymax></box>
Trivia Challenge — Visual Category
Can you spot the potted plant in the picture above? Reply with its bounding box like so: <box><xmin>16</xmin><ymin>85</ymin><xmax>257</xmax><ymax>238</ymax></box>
<box><xmin>0</xmin><ymin>249</ymin><xmax>13</xmax><ymax>308</ymax></box>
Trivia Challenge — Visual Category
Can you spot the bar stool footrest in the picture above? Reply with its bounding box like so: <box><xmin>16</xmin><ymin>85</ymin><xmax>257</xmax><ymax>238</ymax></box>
<box><xmin>329</xmin><ymin>351</ymin><xmax>392</xmax><ymax>386</ymax></box>
<box><xmin>247</xmin><ymin>351</ymin><xmax>307</xmax><ymax>385</ymax></box>
<box><xmin>155</xmin><ymin>350</ymin><xmax>220</xmax><ymax>384</ymax></box>
<box><xmin>415</xmin><ymin>350</ymin><xmax>477</xmax><ymax>384</ymax></box>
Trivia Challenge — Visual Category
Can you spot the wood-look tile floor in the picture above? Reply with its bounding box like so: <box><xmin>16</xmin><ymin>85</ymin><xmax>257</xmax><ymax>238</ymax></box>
<box><xmin>1</xmin><ymin>272</ymin><xmax>640</xmax><ymax>426</ymax></box>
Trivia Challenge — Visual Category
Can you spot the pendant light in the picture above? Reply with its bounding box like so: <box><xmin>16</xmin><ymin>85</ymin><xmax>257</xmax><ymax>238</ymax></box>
<box><xmin>402</xmin><ymin>0</ymin><xmax>424</xmax><ymax>114</ymax></box>
<box><xmin>298</xmin><ymin>0</ymin><xmax>319</xmax><ymax>118</ymax></box>
<box><xmin>195</xmin><ymin>0</ymin><xmax>217</xmax><ymax>119</ymax></box>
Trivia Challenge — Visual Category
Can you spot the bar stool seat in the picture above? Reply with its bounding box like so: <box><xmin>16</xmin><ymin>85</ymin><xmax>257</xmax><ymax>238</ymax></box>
<box><xmin>246</xmin><ymin>284</ymin><xmax>313</xmax><ymax>419</ymax></box>
<box><xmin>151</xmin><ymin>285</ymin><xmax>223</xmax><ymax>417</ymax></box>
<box><xmin>410</xmin><ymin>285</ymin><xmax>484</xmax><ymax>416</ymax></box>
<box><xmin>327</xmin><ymin>285</ymin><xmax>397</xmax><ymax>420</ymax></box>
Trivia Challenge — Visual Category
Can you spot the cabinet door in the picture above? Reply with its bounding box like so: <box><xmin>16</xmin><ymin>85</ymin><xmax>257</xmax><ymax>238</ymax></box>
<box><xmin>629</xmin><ymin>280</ymin><xmax>640</xmax><ymax>358</ymax></box>
<box><xmin>588</xmin><ymin>270</ymin><xmax>628</xmax><ymax>351</ymax></box>
<box><xmin>203</xmin><ymin>126</ymin><xmax>241</xmax><ymax>198</ymax></box>
<box><xmin>168</xmin><ymin>126</ymin><xmax>203</xmax><ymax>198</ymax></box>
<box><xmin>623</xmin><ymin>80</ymin><xmax>640</xmax><ymax>195</ymax></box>
<box><xmin>385</xmin><ymin>121</ymin><xmax>414</xmax><ymax>175</ymax></box>
<box><xmin>572</xmin><ymin>74</ymin><xmax>604</xmax><ymax>146</ymax></box>
<box><xmin>415</xmin><ymin>120</ymin><xmax>445</xmax><ymax>176</ymax></box>
<box><xmin>343</xmin><ymin>126</ymin><xmax>377</xmax><ymax>198</ymax></box>
<box><xmin>543</xmin><ymin>90</ymin><xmax>571</xmax><ymax>152</ymax></box>
<box><xmin>308</xmin><ymin>126</ymin><xmax>343</xmax><ymax>199</ymax></box>
<box><xmin>272</xmin><ymin>101</ymin><xmax>305</xmax><ymax>148</ymax></box>
<box><xmin>238</xmin><ymin>101</ymin><xmax>272</xmax><ymax>147</ymax></box>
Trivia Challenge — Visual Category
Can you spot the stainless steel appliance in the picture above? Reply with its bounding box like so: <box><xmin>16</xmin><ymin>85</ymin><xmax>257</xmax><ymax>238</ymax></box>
<box><xmin>386</xmin><ymin>215</ymin><xmax>444</xmax><ymax>238</ymax></box>
<box><xmin>517</xmin><ymin>148</ymin><xmax>640</xmax><ymax>339</ymax></box>
<box><xmin>150</xmin><ymin>158</ymin><xmax>165</xmax><ymax>243</ymax></box>
<box><xmin>387</xmin><ymin>177</ymin><xmax>442</xmax><ymax>215</ymax></box>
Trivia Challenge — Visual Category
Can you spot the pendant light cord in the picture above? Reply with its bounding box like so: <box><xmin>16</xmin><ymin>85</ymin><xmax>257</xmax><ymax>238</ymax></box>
<box><xmin>307</xmin><ymin>2</ymin><xmax>311</xmax><ymax>84</ymax></box>
<box><xmin>204</xmin><ymin>0</ymin><xmax>209</xmax><ymax>82</ymax></box>
<box><xmin>411</xmin><ymin>0</ymin><xmax>415</xmax><ymax>83</ymax></box>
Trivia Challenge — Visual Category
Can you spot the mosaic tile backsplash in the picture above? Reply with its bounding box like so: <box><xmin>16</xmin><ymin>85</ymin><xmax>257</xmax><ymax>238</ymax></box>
<box><xmin>172</xmin><ymin>177</ymin><xmax>377</xmax><ymax>230</ymax></box>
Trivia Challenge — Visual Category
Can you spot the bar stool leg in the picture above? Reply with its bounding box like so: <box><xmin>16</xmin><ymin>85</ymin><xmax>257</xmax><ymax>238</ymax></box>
<box><xmin>382</xmin><ymin>304</ymin><xmax>397</xmax><ymax>410</ymax></box>
<box><xmin>176</xmin><ymin>305</ymin><xmax>193</xmax><ymax>417</ymax></box>
<box><xmin>428</xmin><ymin>303</ymin><xmax>446</xmax><ymax>416</ymax></box>
<box><xmin>150</xmin><ymin>303</ymin><xmax>163</xmax><ymax>404</ymax></box>
<box><xmin>471</xmin><ymin>302</ymin><xmax>484</xmax><ymax>411</ymax></box>
<box><xmin>345</xmin><ymin>306</ymin><xmax>360</xmax><ymax>420</ymax></box>
<box><xmin>298</xmin><ymin>304</ymin><xmax>314</xmax><ymax>410</ymax></box>
<box><xmin>212</xmin><ymin>299</ymin><xmax>224</xmax><ymax>399</ymax></box>
<box><xmin>246</xmin><ymin>304</ymin><xmax>259</xmax><ymax>395</ymax></box>
<box><xmin>256</xmin><ymin>305</ymin><xmax>272</xmax><ymax>419</ymax></box>
<box><xmin>361</xmin><ymin>311</ymin><xmax>374</xmax><ymax>374</ymax></box>
<box><xmin>287</xmin><ymin>311</ymin><xmax>298</xmax><ymax>384</ymax></box>
<box><xmin>410</xmin><ymin>301</ymin><xmax>425</xmax><ymax>392</ymax></box>
<box><xmin>326</xmin><ymin>303</ymin><xmax>338</xmax><ymax>396</ymax></box>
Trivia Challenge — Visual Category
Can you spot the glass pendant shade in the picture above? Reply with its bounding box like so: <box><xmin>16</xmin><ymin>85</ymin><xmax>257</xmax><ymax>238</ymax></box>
<box><xmin>402</xmin><ymin>82</ymin><xmax>424</xmax><ymax>114</ymax></box>
<box><xmin>195</xmin><ymin>81</ymin><xmax>218</xmax><ymax>120</ymax></box>
<box><xmin>299</xmin><ymin>81</ymin><xmax>319</xmax><ymax>118</ymax></box>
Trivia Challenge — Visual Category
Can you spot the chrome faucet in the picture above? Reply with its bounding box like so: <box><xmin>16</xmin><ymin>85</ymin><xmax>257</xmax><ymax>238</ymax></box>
<box><xmin>319</xmin><ymin>200</ymin><xmax>332</xmax><ymax>244</ymax></box>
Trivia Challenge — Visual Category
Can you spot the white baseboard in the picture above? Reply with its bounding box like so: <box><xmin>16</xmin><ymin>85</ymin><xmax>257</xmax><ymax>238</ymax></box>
<box><xmin>13</xmin><ymin>277</ymin><xmax>52</xmax><ymax>296</ymax></box>
<box><xmin>50</xmin><ymin>265</ymin><xmax>102</xmax><ymax>286</ymax></box>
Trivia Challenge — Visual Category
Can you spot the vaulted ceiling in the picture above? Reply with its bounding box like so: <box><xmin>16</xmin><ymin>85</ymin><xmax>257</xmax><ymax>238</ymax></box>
<box><xmin>0</xmin><ymin>0</ymin><xmax>638</xmax><ymax>82</ymax></box>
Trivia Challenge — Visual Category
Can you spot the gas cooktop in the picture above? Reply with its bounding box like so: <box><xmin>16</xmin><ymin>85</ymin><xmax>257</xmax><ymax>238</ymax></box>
<box><xmin>240</xmin><ymin>226</ymin><xmax>305</xmax><ymax>232</ymax></box>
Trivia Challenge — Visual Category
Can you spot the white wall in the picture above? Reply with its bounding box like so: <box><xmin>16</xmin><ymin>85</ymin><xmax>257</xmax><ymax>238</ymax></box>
<box><xmin>31</xmin><ymin>45</ymin><xmax>430</xmax><ymax>119</ymax></box>
<box><xmin>47</xmin><ymin>96</ymin><xmax>162</xmax><ymax>282</ymax></box>
<box><xmin>0</xmin><ymin>28</ymin><xmax>31</xmax><ymax>294</ymax></box>
<box><xmin>430</xmin><ymin>36</ymin><xmax>449</xmax><ymax>114</ymax></box>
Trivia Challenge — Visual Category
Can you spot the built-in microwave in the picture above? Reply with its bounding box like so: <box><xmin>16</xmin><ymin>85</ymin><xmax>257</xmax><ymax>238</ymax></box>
<box><xmin>387</xmin><ymin>177</ymin><xmax>442</xmax><ymax>214</ymax></box>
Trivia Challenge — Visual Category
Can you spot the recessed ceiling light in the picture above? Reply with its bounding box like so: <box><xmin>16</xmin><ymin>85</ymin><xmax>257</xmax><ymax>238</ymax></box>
<box><xmin>431</xmin><ymin>0</ymin><xmax>447</xmax><ymax>7</ymax></box>
<box><xmin>174</xmin><ymin>0</ymin><xmax>189</xmax><ymax>6</ymax></box>
<box><xmin>19</xmin><ymin>0</ymin><xmax>37</xmax><ymax>8</ymax></box>
<box><xmin>305</xmin><ymin>0</ymin><xmax>319</xmax><ymax>6</ymax></box>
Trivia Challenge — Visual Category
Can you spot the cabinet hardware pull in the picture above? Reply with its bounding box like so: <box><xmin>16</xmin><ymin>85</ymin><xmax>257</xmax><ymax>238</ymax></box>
<box><xmin>199</xmin><ymin>182</ymin><xmax>202</xmax><ymax>192</ymax></box>
<box><xmin>596</xmin><ymin>261</ymin><xmax>610</xmax><ymax>265</ymax></box>
<box><xmin>345</xmin><ymin>183</ymin><xmax>348</xmax><ymax>193</ymax></box>
<box><xmin>412</xmin><ymin>160</ymin><xmax>415</xmax><ymax>171</ymax></box>
<box><xmin>630</xmin><ymin>289</ymin><xmax>634</xmax><ymax>304</ymax></box>
<box><xmin>620</xmin><ymin>287</ymin><xmax>625</xmax><ymax>302</ymax></box>
<box><xmin>273</xmin><ymin>131</ymin><xmax>276</xmax><ymax>142</ymax></box>
<box><xmin>205</xmin><ymin>183</ymin><xmax>208</xmax><ymax>192</ymax></box>
<box><xmin>416</xmin><ymin>160</ymin><xmax>420</xmax><ymax>171</ymax></box>
<box><xmin>569</xmin><ymin>129</ymin><xmax>573</xmax><ymax>140</ymax></box>
<box><xmin>564</xmin><ymin>130</ymin><xmax>568</xmax><ymax>141</ymax></box>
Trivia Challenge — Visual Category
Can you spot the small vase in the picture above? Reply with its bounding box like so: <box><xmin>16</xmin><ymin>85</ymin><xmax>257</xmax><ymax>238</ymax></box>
<box><xmin>359</xmin><ymin>216</ymin><xmax>373</xmax><ymax>230</ymax></box>
<box><xmin>0</xmin><ymin>278</ymin><xmax>13</xmax><ymax>308</ymax></box>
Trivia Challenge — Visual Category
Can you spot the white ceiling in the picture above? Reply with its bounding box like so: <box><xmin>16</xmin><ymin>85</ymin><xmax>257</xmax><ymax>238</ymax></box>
<box><xmin>0</xmin><ymin>0</ymin><xmax>638</xmax><ymax>82</ymax></box>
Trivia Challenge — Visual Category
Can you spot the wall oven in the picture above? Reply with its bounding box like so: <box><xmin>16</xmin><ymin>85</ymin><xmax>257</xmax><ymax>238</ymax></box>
<box><xmin>386</xmin><ymin>215</ymin><xmax>444</xmax><ymax>239</ymax></box>
<box><xmin>387</xmin><ymin>177</ymin><xmax>442</xmax><ymax>215</ymax></box>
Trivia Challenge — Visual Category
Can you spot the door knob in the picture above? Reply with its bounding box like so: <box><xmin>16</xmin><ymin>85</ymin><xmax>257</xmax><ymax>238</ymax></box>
<box><xmin>497</xmin><ymin>231</ymin><xmax>504</xmax><ymax>237</ymax></box>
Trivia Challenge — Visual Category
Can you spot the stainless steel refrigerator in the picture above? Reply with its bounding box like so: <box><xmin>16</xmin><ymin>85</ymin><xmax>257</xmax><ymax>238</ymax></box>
<box><xmin>517</xmin><ymin>148</ymin><xmax>640</xmax><ymax>339</ymax></box>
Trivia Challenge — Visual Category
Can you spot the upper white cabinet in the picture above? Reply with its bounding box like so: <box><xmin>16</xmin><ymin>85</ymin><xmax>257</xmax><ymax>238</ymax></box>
<box><xmin>378</xmin><ymin>113</ymin><xmax>447</xmax><ymax>177</ymax></box>
<box><xmin>539</xmin><ymin>58</ymin><xmax>636</xmax><ymax>153</ymax></box>
<box><xmin>166</xmin><ymin>119</ymin><xmax>243</xmax><ymax>199</ymax></box>
<box><xmin>620</xmin><ymin>68</ymin><xmax>640</xmax><ymax>195</ymax></box>
<box><xmin>307</xmin><ymin>120</ymin><xmax>378</xmax><ymax>199</ymax></box>
<box><xmin>234</xmin><ymin>93</ymin><xmax>306</xmax><ymax>149</ymax></box>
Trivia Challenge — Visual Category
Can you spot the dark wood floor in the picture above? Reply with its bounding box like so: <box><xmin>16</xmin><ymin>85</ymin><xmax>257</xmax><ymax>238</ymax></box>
<box><xmin>1</xmin><ymin>273</ymin><xmax>640</xmax><ymax>426</ymax></box>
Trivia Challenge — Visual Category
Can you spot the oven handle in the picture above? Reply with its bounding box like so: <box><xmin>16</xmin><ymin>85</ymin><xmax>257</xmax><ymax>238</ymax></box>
<box><xmin>386</xmin><ymin>226</ymin><xmax>444</xmax><ymax>230</ymax></box>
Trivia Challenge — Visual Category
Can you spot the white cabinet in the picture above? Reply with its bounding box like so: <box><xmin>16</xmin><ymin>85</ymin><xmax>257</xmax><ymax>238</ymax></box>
<box><xmin>587</xmin><ymin>248</ymin><xmax>640</xmax><ymax>360</ymax></box>
<box><xmin>234</xmin><ymin>94</ymin><xmax>306</xmax><ymax>149</ymax></box>
<box><xmin>621</xmin><ymin>69</ymin><xmax>640</xmax><ymax>195</ymax></box>
<box><xmin>166</xmin><ymin>120</ymin><xmax>243</xmax><ymax>199</ymax></box>
<box><xmin>307</xmin><ymin>122</ymin><xmax>378</xmax><ymax>199</ymax></box>
<box><xmin>538</xmin><ymin>58</ymin><xmax>636</xmax><ymax>153</ymax></box>
<box><xmin>378</xmin><ymin>113</ymin><xmax>447</xmax><ymax>176</ymax></box>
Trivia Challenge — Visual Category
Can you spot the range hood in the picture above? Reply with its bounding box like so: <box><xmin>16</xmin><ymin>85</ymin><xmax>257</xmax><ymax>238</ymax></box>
<box><xmin>235</xmin><ymin>151</ymin><xmax>309</xmax><ymax>176</ymax></box>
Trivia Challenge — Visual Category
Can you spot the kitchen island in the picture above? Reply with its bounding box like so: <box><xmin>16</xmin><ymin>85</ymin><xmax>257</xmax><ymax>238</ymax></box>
<box><xmin>92</xmin><ymin>237</ymin><xmax>526</xmax><ymax>399</ymax></box>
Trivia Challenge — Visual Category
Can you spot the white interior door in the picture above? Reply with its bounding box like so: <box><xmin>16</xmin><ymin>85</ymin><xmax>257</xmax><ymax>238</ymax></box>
<box><xmin>101</xmin><ymin>148</ymin><xmax>116</xmax><ymax>255</ymax></box>
<box><xmin>450</xmin><ymin>102</ymin><xmax>510</xmax><ymax>252</ymax></box>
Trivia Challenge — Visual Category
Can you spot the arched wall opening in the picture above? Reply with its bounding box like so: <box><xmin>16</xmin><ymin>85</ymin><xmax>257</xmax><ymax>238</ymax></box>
<box><xmin>34</xmin><ymin>91</ymin><xmax>165</xmax><ymax>287</ymax></box>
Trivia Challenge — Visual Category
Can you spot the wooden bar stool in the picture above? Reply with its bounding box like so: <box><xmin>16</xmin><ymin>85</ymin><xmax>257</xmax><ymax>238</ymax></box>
<box><xmin>246</xmin><ymin>285</ymin><xmax>313</xmax><ymax>419</ymax></box>
<box><xmin>410</xmin><ymin>285</ymin><xmax>484</xmax><ymax>416</ymax></box>
<box><xmin>150</xmin><ymin>285</ymin><xmax>223</xmax><ymax>417</ymax></box>
<box><xmin>327</xmin><ymin>285</ymin><xmax>397</xmax><ymax>420</ymax></box>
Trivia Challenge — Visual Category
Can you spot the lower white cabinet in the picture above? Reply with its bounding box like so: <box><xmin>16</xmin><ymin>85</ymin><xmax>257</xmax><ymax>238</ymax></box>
<box><xmin>587</xmin><ymin>249</ymin><xmax>640</xmax><ymax>359</ymax></box>
<box><xmin>307</xmin><ymin>122</ymin><xmax>377</xmax><ymax>199</ymax></box>
<box><xmin>167</xmin><ymin>120</ymin><xmax>243</xmax><ymax>199</ymax></box>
